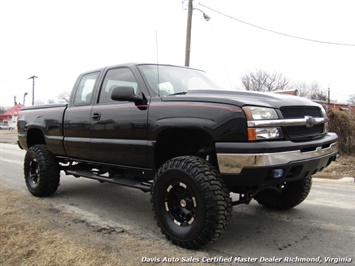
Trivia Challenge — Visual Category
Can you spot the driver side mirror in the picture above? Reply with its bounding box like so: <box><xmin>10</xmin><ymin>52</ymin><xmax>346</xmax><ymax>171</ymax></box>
<box><xmin>111</xmin><ymin>86</ymin><xmax>143</xmax><ymax>102</ymax></box>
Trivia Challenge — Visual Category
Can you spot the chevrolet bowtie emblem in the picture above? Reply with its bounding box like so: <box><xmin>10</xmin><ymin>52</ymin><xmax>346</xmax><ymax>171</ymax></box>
<box><xmin>305</xmin><ymin>116</ymin><xmax>316</xmax><ymax>127</ymax></box>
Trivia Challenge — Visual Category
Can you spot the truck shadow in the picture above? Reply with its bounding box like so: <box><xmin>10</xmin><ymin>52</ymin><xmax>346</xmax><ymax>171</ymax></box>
<box><xmin>51</xmin><ymin>176</ymin><xmax>322</xmax><ymax>255</ymax></box>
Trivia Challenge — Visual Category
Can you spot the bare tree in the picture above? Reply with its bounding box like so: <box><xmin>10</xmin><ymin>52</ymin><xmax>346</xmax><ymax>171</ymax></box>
<box><xmin>57</xmin><ymin>91</ymin><xmax>70</xmax><ymax>103</ymax></box>
<box><xmin>240</xmin><ymin>70</ymin><xmax>328</xmax><ymax>101</ymax></box>
<box><xmin>294</xmin><ymin>82</ymin><xmax>311</xmax><ymax>98</ymax></box>
<box><xmin>241</xmin><ymin>69</ymin><xmax>291</xmax><ymax>92</ymax></box>
<box><xmin>308</xmin><ymin>82</ymin><xmax>327</xmax><ymax>101</ymax></box>
<box><xmin>348</xmin><ymin>94</ymin><xmax>355</xmax><ymax>105</ymax></box>
<box><xmin>294</xmin><ymin>81</ymin><xmax>327</xmax><ymax>101</ymax></box>
<box><xmin>0</xmin><ymin>106</ymin><xmax>7</xmax><ymax>115</ymax></box>
<box><xmin>34</xmin><ymin>99</ymin><xmax>45</xmax><ymax>105</ymax></box>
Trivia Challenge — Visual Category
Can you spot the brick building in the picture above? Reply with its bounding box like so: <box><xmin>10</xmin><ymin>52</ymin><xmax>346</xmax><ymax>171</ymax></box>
<box><xmin>313</xmin><ymin>100</ymin><xmax>355</xmax><ymax>113</ymax></box>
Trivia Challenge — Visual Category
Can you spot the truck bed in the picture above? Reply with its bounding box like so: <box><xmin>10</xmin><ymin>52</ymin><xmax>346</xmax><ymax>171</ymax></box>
<box><xmin>18</xmin><ymin>104</ymin><xmax>68</xmax><ymax>155</ymax></box>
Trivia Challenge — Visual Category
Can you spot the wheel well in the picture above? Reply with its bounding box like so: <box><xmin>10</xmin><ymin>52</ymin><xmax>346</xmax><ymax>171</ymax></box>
<box><xmin>27</xmin><ymin>129</ymin><xmax>46</xmax><ymax>148</ymax></box>
<box><xmin>154</xmin><ymin>128</ymin><xmax>216</xmax><ymax>170</ymax></box>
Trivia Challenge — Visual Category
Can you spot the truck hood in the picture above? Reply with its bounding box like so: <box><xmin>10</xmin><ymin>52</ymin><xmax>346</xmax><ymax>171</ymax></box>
<box><xmin>161</xmin><ymin>90</ymin><xmax>320</xmax><ymax>109</ymax></box>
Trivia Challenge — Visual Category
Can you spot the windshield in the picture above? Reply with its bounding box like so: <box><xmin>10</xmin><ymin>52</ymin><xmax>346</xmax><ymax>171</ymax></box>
<box><xmin>138</xmin><ymin>64</ymin><xmax>222</xmax><ymax>96</ymax></box>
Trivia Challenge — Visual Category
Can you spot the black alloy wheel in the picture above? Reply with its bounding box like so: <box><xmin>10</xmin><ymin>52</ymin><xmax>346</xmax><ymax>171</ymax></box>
<box><xmin>151</xmin><ymin>156</ymin><xmax>232</xmax><ymax>249</ymax></box>
<box><xmin>24</xmin><ymin>145</ymin><xmax>60</xmax><ymax>197</ymax></box>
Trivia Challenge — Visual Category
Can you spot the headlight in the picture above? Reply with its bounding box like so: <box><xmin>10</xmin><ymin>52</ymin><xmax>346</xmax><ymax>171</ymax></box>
<box><xmin>243</xmin><ymin>106</ymin><xmax>283</xmax><ymax>141</ymax></box>
<box><xmin>243</xmin><ymin>106</ymin><xmax>278</xmax><ymax>120</ymax></box>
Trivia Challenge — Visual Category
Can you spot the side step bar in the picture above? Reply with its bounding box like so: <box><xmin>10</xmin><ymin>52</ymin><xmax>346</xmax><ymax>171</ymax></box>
<box><xmin>64</xmin><ymin>170</ymin><xmax>152</xmax><ymax>192</ymax></box>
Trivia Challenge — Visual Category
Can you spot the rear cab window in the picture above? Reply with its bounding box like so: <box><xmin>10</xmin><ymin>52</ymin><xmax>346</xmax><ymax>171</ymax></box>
<box><xmin>73</xmin><ymin>72</ymin><xmax>100</xmax><ymax>106</ymax></box>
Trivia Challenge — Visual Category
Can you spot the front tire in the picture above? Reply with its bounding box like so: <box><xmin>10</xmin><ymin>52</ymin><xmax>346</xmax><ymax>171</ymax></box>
<box><xmin>24</xmin><ymin>145</ymin><xmax>60</xmax><ymax>197</ymax></box>
<box><xmin>254</xmin><ymin>175</ymin><xmax>312</xmax><ymax>210</ymax></box>
<box><xmin>151</xmin><ymin>156</ymin><xmax>232</xmax><ymax>249</ymax></box>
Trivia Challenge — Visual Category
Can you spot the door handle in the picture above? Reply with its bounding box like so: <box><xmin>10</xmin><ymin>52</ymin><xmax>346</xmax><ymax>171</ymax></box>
<box><xmin>92</xmin><ymin>112</ymin><xmax>101</xmax><ymax>121</ymax></box>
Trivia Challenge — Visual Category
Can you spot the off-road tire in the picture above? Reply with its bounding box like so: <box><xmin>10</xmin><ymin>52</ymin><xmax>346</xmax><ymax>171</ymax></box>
<box><xmin>151</xmin><ymin>156</ymin><xmax>232</xmax><ymax>249</ymax></box>
<box><xmin>24</xmin><ymin>145</ymin><xmax>60</xmax><ymax>197</ymax></box>
<box><xmin>254</xmin><ymin>175</ymin><xmax>312</xmax><ymax>210</ymax></box>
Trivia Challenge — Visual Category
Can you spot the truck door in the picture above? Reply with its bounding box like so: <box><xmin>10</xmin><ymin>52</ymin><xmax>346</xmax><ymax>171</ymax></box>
<box><xmin>90</xmin><ymin>67</ymin><xmax>149</xmax><ymax>168</ymax></box>
<box><xmin>64</xmin><ymin>72</ymin><xmax>100</xmax><ymax>160</ymax></box>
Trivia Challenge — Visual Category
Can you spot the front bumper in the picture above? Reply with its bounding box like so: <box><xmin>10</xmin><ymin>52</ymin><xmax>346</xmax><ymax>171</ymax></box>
<box><xmin>216</xmin><ymin>132</ymin><xmax>338</xmax><ymax>187</ymax></box>
<box><xmin>218</xmin><ymin>142</ymin><xmax>338</xmax><ymax>174</ymax></box>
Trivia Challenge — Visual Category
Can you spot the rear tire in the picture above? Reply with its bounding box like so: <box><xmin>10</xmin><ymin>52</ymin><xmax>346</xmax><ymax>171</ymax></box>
<box><xmin>254</xmin><ymin>175</ymin><xmax>312</xmax><ymax>210</ymax></box>
<box><xmin>24</xmin><ymin>145</ymin><xmax>60</xmax><ymax>197</ymax></box>
<box><xmin>151</xmin><ymin>156</ymin><xmax>232</xmax><ymax>249</ymax></box>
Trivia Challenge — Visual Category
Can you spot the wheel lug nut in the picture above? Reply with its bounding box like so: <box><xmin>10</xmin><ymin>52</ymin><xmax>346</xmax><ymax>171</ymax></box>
<box><xmin>180</xmin><ymin>199</ymin><xmax>187</xmax><ymax>207</ymax></box>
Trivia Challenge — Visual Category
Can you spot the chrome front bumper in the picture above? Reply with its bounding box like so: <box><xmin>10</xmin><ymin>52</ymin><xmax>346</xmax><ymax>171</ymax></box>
<box><xmin>217</xmin><ymin>142</ymin><xmax>338</xmax><ymax>174</ymax></box>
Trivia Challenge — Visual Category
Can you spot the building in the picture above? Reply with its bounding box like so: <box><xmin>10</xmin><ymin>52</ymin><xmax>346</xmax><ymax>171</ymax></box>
<box><xmin>312</xmin><ymin>100</ymin><xmax>355</xmax><ymax>113</ymax></box>
<box><xmin>273</xmin><ymin>89</ymin><xmax>298</xmax><ymax>96</ymax></box>
<box><xmin>0</xmin><ymin>104</ymin><xmax>23</xmax><ymax>129</ymax></box>
<box><xmin>273</xmin><ymin>90</ymin><xmax>355</xmax><ymax>113</ymax></box>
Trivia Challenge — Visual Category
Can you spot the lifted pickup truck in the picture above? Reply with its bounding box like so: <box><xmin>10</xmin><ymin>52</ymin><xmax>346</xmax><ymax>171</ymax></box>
<box><xmin>18</xmin><ymin>63</ymin><xmax>338</xmax><ymax>249</ymax></box>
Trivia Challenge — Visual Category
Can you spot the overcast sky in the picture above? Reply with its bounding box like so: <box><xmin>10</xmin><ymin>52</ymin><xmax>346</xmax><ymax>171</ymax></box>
<box><xmin>1</xmin><ymin>0</ymin><xmax>354</xmax><ymax>107</ymax></box>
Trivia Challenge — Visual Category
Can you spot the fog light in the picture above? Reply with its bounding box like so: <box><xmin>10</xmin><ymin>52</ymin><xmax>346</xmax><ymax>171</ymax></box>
<box><xmin>272</xmin><ymin>169</ymin><xmax>284</xmax><ymax>178</ymax></box>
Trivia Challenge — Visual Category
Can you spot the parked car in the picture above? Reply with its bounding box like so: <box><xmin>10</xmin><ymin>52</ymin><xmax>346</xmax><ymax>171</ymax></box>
<box><xmin>0</xmin><ymin>123</ymin><xmax>13</xmax><ymax>130</ymax></box>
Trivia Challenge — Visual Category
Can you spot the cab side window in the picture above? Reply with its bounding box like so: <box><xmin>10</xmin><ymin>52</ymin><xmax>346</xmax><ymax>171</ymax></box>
<box><xmin>99</xmin><ymin>68</ymin><xmax>138</xmax><ymax>104</ymax></box>
<box><xmin>74</xmin><ymin>72</ymin><xmax>99</xmax><ymax>106</ymax></box>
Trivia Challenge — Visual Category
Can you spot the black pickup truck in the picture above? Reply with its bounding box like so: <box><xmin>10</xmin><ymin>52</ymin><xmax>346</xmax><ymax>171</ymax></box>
<box><xmin>18</xmin><ymin>63</ymin><xmax>338</xmax><ymax>248</ymax></box>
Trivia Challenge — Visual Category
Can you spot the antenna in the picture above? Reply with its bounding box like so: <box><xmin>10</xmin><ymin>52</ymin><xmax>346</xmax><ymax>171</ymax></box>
<box><xmin>156</xmin><ymin>30</ymin><xmax>160</xmax><ymax>96</ymax></box>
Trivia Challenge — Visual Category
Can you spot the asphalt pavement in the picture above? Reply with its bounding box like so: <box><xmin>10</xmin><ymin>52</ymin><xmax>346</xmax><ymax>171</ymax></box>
<box><xmin>1</xmin><ymin>142</ymin><xmax>354</xmax><ymax>265</ymax></box>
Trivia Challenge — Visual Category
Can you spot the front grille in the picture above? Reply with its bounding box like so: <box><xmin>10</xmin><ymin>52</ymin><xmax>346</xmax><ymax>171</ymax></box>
<box><xmin>285</xmin><ymin>125</ymin><xmax>324</xmax><ymax>138</ymax></box>
<box><xmin>280</xmin><ymin>106</ymin><xmax>324</xmax><ymax>140</ymax></box>
<box><xmin>280</xmin><ymin>106</ymin><xmax>322</xmax><ymax>118</ymax></box>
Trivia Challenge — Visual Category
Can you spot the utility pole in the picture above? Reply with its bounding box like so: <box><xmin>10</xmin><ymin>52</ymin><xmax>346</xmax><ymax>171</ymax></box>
<box><xmin>184</xmin><ymin>0</ymin><xmax>210</xmax><ymax>67</ymax></box>
<box><xmin>185</xmin><ymin>0</ymin><xmax>193</xmax><ymax>67</ymax></box>
<box><xmin>28</xmin><ymin>75</ymin><xmax>38</xmax><ymax>105</ymax></box>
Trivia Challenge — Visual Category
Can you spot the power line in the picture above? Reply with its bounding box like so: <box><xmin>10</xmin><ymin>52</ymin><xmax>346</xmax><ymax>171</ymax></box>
<box><xmin>200</xmin><ymin>3</ymin><xmax>355</xmax><ymax>47</ymax></box>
